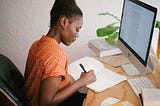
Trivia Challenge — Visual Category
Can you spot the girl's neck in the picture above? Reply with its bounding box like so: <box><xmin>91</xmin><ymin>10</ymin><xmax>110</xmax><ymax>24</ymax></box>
<box><xmin>46</xmin><ymin>27</ymin><xmax>61</xmax><ymax>44</ymax></box>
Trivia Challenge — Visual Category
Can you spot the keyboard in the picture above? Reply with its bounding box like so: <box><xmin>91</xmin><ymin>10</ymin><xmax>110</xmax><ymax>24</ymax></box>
<box><xmin>127</xmin><ymin>76</ymin><xmax>156</xmax><ymax>96</ymax></box>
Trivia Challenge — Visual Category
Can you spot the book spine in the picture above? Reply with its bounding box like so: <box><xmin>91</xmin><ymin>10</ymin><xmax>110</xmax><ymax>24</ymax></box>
<box><xmin>100</xmin><ymin>48</ymin><xmax>122</xmax><ymax>57</ymax></box>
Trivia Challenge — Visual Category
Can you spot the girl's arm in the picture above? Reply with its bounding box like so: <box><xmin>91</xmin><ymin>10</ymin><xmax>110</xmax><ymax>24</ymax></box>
<box><xmin>39</xmin><ymin>70</ymin><xmax>96</xmax><ymax>106</ymax></box>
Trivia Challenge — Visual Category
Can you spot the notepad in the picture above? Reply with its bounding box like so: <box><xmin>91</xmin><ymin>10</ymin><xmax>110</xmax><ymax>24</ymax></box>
<box><xmin>68</xmin><ymin>56</ymin><xmax>127</xmax><ymax>92</ymax></box>
<box><xmin>142</xmin><ymin>88</ymin><xmax>160</xmax><ymax>106</ymax></box>
<box><xmin>96</xmin><ymin>55</ymin><xmax>130</xmax><ymax>67</ymax></box>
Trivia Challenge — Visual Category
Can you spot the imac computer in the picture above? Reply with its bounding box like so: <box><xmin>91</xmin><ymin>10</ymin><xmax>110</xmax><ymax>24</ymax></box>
<box><xmin>118</xmin><ymin>0</ymin><xmax>157</xmax><ymax>75</ymax></box>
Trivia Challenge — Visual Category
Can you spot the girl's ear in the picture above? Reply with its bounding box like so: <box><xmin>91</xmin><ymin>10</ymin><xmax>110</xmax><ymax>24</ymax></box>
<box><xmin>59</xmin><ymin>16</ymin><xmax>67</xmax><ymax>29</ymax></box>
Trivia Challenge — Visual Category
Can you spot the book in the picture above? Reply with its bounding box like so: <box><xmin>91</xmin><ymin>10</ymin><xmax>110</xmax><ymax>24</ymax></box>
<box><xmin>96</xmin><ymin>55</ymin><xmax>130</xmax><ymax>67</ymax></box>
<box><xmin>88</xmin><ymin>38</ymin><xmax>122</xmax><ymax>57</ymax></box>
<box><xmin>68</xmin><ymin>56</ymin><xmax>127</xmax><ymax>92</ymax></box>
<box><xmin>142</xmin><ymin>88</ymin><xmax>160</xmax><ymax>106</ymax></box>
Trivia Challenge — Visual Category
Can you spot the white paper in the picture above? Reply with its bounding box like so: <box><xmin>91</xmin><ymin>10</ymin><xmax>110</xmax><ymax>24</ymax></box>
<box><xmin>142</xmin><ymin>88</ymin><xmax>160</xmax><ymax>106</ymax></box>
<box><xmin>69</xmin><ymin>57</ymin><xmax>127</xmax><ymax>92</ymax></box>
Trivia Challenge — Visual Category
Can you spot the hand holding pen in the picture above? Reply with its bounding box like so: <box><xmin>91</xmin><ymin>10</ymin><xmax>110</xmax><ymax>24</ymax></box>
<box><xmin>79</xmin><ymin>63</ymin><xmax>96</xmax><ymax>85</ymax></box>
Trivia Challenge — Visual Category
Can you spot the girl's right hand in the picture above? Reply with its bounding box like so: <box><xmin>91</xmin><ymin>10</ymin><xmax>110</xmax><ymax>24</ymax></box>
<box><xmin>78</xmin><ymin>70</ymin><xmax>96</xmax><ymax>87</ymax></box>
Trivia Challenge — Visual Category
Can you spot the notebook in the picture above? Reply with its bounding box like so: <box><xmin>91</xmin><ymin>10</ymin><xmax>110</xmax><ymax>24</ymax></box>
<box><xmin>96</xmin><ymin>55</ymin><xmax>130</xmax><ymax>67</ymax></box>
<box><xmin>68</xmin><ymin>56</ymin><xmax>127</xmax><ymax>92</ymax></box>
<box><xmin>142</xmin><ymin>88</ymin><xmax>160</xmax><ymax>106</ymax></box>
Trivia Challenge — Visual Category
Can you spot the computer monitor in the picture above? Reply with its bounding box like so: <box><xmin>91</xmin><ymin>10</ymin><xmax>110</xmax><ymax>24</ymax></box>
<box><xmin>118</xmin><ymin>0</ymin><xmax>157</xmax><ymax>75</ymax></box>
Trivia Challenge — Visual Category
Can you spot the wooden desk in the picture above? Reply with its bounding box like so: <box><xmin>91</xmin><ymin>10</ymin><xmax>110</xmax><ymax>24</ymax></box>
<box><xmin>83</xmin><ymin>56</ymin><xmax>160</xmax><ymax>106</ymax></box>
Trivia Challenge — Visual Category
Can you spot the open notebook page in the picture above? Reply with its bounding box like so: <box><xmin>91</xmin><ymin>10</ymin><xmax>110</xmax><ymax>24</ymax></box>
<box><xmin>69</xmin><ymin>57</ymin><xmax>127</xmax><ymax>92</ymax></box>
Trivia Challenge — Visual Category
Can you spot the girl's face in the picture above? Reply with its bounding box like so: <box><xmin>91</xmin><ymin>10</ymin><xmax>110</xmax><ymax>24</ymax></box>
<box><xmin>61</xmin><ymin>16</ymin><xmax>83</xmax><ymax>46</ymax></box>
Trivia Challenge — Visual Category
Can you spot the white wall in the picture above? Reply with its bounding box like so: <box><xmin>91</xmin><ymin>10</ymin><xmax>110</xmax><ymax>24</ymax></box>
<box><xmin>0</xmin><ymin>0</ymin><xmax>160</xmax><ymax>75</ymax></box>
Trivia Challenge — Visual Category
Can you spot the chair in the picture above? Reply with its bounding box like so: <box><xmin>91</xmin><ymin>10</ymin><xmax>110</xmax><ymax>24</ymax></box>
<box><xmin>0</xmin><ymin>54</ymin><xmax>25</xmax><ymax>106</ymax></box>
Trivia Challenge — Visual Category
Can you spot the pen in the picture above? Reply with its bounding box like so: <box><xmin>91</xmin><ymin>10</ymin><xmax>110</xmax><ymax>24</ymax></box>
<box><xmin>79</xmin><ymin>63</ymin><xmax>87</xmax><ymax>73</ymax></box>
<box><xmin>139</xmin><ymin>94</ymin><xmax>143</xmax><ymax>106</ymax></box>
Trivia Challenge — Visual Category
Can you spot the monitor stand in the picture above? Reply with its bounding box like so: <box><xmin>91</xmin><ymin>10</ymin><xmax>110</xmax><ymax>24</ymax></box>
<box><xmin>121</xmin><ymin>55</ymin><xmax>153</xmax><ymax>76</ymax></box>
<box><xmin>146</xmin><ymin>55</ymin><xmax>153</xmax><ymax>73</ymax></box>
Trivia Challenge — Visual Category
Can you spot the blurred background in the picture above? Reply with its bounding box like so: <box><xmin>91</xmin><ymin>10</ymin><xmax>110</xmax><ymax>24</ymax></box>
<box><xmin>0</xmin><ymin>0</ymin><xmax>160</xmax><ymax>74</ymax></box>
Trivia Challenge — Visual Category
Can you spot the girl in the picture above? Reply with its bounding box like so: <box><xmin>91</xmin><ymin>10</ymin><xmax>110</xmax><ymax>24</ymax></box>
<box><xmin>24</xmin><ymin>0</ymin><xmax>96</xmax><ymax>106</ymax></box>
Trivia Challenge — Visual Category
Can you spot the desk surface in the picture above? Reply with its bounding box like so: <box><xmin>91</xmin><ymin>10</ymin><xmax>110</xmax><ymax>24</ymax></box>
<box><xmin>83</xmin><ymin>55</ymin><xmax>160</xmax><ymax>106</ymax></box>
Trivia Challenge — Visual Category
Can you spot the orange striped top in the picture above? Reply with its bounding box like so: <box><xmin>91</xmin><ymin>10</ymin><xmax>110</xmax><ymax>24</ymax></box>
<box><xmin>24</xmin><ymin>35</ymin><xmax>70</xmax><ymax>106</ymax></box>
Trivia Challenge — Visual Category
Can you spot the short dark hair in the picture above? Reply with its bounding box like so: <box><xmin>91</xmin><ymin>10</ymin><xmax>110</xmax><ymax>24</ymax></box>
<box><xmin>50</xmin><ymin>0</ymin><xmax>83</xmax><ymax>27</ymax></box>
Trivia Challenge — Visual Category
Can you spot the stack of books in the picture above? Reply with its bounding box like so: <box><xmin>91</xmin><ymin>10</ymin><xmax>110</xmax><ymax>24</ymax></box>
<box><xmin>88</xmin><ymin>38</ymin><xmax>122</xmax><ymax>57</ymax></box>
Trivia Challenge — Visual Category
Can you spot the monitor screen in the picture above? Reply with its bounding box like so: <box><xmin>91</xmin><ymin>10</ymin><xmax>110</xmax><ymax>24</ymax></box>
<box><xmin>118</xmin><ymin>0</ymin><xmax>157</xmax><ymax>74</ymax></box>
